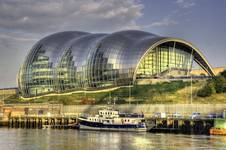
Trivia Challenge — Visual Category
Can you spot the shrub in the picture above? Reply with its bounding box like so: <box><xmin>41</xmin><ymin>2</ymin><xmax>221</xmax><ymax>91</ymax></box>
<box><xmin>220</xmin><ymin>70</ymin><xmax>226</xmax><ymax>78</ymax></box>
<box><xmin>197</xmin><ymin>82</ymin><xmax>215</xmax><ymax>97</ymax></box>
<box><xmin>213</xmin><ymin>76</ymin><xmax>226</xmax><ymax>93</ymax></box>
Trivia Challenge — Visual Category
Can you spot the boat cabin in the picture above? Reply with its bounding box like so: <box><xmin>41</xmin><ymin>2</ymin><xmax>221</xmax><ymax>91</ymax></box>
<box><xmin>98</xmin><ymin>108</ymin><xmax>119</xmax><ymax>118</ymax></box>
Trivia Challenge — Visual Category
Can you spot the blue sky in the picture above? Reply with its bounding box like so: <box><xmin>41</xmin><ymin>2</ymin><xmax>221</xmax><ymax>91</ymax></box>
<box><xmin>140</xmin><ymin>0</ymin><xmax>226</xmax><ymax>67</ymax></box>
<box><xmin>0</xmin><ymin>0</ymin><xmax>225</xmax><ymax>88</ymax></box>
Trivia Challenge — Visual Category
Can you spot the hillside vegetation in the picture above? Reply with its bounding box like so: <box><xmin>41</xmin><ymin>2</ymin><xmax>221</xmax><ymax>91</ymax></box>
<box><xmin>197</xmin><ymin>70</ymin><xmax>226</xmax><ymax>97</ymax></box>
<box><xmin>4</xmin><ymin>79</ymin><xmax>226</xmax><ymax>105</ymax></box>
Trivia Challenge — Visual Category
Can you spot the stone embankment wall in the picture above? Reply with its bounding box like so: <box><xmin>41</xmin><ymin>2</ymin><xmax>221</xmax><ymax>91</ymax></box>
<box><xmin>1</xmin><ymin>104</ymin><xmax>226</xmax><ymax>118</ymax></box>
<box><xmin>63</xmin><ymin>104</ymin><xmax>226</xmax><ymax>117</ymax></box>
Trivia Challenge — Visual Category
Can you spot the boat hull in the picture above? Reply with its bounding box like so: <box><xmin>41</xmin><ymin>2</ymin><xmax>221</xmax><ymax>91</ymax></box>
<box><xmin>78</xmin><ymin>119</ymin><xmax>147</xmax><ymax>132</ymax></box>
<box><xmin>79</xmin><ymin>124</ymin><xmax>147</xmax><ymax>132</ymax></box>
<box><xmin>210</xmin><ymin>128</ymin><xmax>226</xmax><ymax>135</ymax></box>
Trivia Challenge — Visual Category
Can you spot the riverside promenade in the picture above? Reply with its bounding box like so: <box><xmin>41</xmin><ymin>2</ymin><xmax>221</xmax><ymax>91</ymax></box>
<box><xmin>1</xmin><ymin>103</ymin><xmax>226</xmax><ymax>120</ymax></box>
<box><xmin>0</xmin><ymin>103</ymin><xmax>226</xmax><ymax>134</ymax></box>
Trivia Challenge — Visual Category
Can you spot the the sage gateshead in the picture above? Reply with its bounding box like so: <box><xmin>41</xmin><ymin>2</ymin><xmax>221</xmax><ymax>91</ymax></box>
<box><xmin>18</xmin><ymin>30</ymin><xmax>215</xmax><ymax>97</ymax></box>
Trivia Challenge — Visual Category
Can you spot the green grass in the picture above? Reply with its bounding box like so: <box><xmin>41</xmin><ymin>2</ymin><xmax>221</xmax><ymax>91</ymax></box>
<box><xmin>6</xmin><ymin>79</ymin><xmax>226</xmax><ymax>105</ymax></box>
<box><xmin>4</xmin><ymin>80</ymin><xmax>192</xmax><ymax>105</ymax></box>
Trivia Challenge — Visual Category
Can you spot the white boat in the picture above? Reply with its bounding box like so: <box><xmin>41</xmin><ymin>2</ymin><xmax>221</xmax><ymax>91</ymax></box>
<box><xmin>78</xmin><ymin>107</ymin><xmax>147</xmax><ymax>132</ymax></box>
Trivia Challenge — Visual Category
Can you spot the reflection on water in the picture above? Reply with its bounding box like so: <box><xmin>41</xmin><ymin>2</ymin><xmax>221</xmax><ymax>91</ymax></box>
<box><xmin>0</xmin><ymin>128</ymin><xmax>226</xmax><ymax>150</ymax></box>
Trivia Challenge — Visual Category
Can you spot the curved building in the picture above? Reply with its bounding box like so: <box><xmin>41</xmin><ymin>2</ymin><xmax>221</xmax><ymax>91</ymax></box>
<box><xmin>18</xmin><ymin>30</ymin><xmax>214</xmax><ymax>97</ymax></box>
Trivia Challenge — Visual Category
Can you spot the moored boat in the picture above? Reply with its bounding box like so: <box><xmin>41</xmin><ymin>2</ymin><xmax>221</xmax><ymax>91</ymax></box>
<box><xmin>210</xmin><ymin>119</ymin><xmax>226</xmax><ymax>135</ymax></box>
<box><xmin>77</xmin><ymin>107</ymin><xmax>147</xmax><ymax>132</ymax></box>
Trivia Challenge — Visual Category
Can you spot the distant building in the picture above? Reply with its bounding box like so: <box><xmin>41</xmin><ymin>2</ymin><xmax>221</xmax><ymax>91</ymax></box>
<box><xmin>0</xmin><ymin>88</ymin><xmax>18</xmax><ymax>95</ymax></box>
<box><xmin>0</xmin><ymin>88</ymin><xmax>18</xmax><ymax>100</ymax></box>
<box><xmin>18</xmin><ymin>30</ymin><xmax>214</xmax><ymax>97</ymax></box>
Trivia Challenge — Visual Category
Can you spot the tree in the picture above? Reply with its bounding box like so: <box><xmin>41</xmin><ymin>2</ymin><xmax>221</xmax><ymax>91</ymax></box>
<box><xmin>213</xmin><ymin>76</ymin><xmax>226</xmax><ymax>93</ymax></box>
<box><xmin>197</xmin><ymin>71</ymin><xmax>226</xmax><ymax>97</ymax></box>
<box><xmin>220</xmin><ymin>70</ymin><xmax>226</xmax><ymax>78</ymax></box>
<box><xmin>197</xmin><ymin>81</ymin><xmax>216</xmax><ymax>97</ymax></box>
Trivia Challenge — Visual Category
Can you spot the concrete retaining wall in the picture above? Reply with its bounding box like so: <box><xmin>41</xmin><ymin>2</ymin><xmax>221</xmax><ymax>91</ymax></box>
<box><xmin>62</xmin><ymin>104</ymin><xmax>226</xmax><ymax>117</ymax></box>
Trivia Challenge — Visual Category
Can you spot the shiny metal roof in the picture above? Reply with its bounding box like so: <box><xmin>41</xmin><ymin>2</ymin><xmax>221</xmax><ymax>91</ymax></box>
<box><xmin>19</xmin><ymin>30</ymin><xmax>215</xmax><ymax>97</ymax></box>
<box><xmin>23</xmin><ymin>30</ymin><xmax>215</xmax><ymax>77</ymax></box>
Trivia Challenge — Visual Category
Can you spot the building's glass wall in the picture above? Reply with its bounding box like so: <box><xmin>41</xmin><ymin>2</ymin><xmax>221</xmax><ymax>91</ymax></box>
<box><xmin>29</xmin><ymin>48</ymin><xmax>54</xmax><ymax>95</ymax></box>
<box><xmin>57</xmin><ymin>49</ymin><xmax>76</xmax><ymax>91</ymax></box>
<box><xmin>18</xmin><ymin>31</ymin><xmax>89</xmax><ymax>97</ymax></box>
<box><xmin>136</xmin><ymin>43</ymin><xmax>193</xmax><ymax>78</ymax></box>
<box><xmin>89</xmin><ymin>43</ymin><xmax>119</xmax><ymax>88</ymax></box>
<box><xmin>56</xmin><ymin>34</ymin><xmax>111</xmax><ymax>92</ymax></box>
<box><xmin>18</xmin><ymin>31</ymin><xmax>212</xmax><ymax>97</ymax></box>
<box><xmin>21</xmin><ymin>45</ymin><xmax>54</xmax><ymax>96</ymax></box>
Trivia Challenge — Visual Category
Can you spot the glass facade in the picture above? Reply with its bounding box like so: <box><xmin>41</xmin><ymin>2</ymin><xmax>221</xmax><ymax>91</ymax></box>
<box><xmin>18</xmin><ymin>30</ymin><xmax>214</xmax><ymax>97</ymax></box>
<box><xmin>18</xmin><ymin>31</ymin><xmax>89</xmax><ymax>97</ymax></box>
<box><xmin>136</xmin><ymin>42</ymin><xmax>193</xmax><ymax>78</ymax></box>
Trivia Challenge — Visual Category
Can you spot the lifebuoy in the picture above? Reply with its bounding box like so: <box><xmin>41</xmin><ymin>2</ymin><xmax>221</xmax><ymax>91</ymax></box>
<box><xmin>121</xmin><ymin>119</ymin><xmax>124</xmax><ymax>124</ymax></box>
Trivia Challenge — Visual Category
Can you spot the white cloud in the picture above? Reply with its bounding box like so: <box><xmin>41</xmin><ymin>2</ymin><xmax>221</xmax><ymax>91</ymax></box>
<box><xmin>0</xmin><ymin>0</ymin><xmax>143</xmax><ymax>33</ymax></box>
<box><xmin>0</xmin><ymin>34</ymin><xmax>37</xmax><ymax>42</ymax></box>
<box><xmin>143</xmin><ymin>17</ymin><xmax>178</xmax><ymax>28</ymax></box>
<box><xmin>0</xmin><ymin>0</ymin><xmax>144</xmax><ymax>87</ymax></box>
<box><xmin>175</xmin><ymin>0</ymin><xmax>195</xmax><ymax>8</ymax></box>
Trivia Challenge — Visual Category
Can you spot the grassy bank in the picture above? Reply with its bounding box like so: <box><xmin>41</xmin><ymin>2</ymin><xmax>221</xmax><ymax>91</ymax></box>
<box><xmin>4</xmin><ymin>80</ymin><xmax>226</xmax><ymax>105</ymax></box>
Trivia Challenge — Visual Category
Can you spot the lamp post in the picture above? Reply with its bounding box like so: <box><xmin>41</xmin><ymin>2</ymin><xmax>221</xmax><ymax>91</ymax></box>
<box><xmin>3</xmin><ymin>88</ymin><xmax>4</xmax><ymax>101</ymax></box>
<box><xmin>109</xmin><ymin>91</ymin><xmax>111</xmax><ymax>104</ymax></box>
<box><xmin>2</xmin><ymin>83</ymin><xmax>5</xmax><ymax>103</ymax></box>
<box><xmin>84</xmin><ymin>87</ymin><xmax>87</xmax><ymax>98</ymax></box>
<box><xmin>188</xmin><ymin>48</ymin><xmax>194</xmax><ymax>104</ymax></box>
<box><xmin>128</xmin><ymin>84</ymin><xmax>132</xmax><ymax>105</ymax></box>
<box><xmin>190</xmin><ymin>49</ymin><xmax>194</xmax><ymax>104</ymax></box>
<box><xmin>190</xmin><ymin>75</ymin><xmax>193</xmax><ymax>104</ymax></box>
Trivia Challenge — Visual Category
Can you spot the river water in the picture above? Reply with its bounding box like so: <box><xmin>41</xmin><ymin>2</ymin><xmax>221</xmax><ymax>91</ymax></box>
<box><xmin>0</xmin><ymin>128</ymin><xmax>226</xmax><ymax>150</ymax></box>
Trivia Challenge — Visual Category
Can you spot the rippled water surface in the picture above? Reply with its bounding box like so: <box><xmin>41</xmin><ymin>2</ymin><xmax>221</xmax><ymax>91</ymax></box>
<box><xmin>0</xmin><ymin>128</ymin><xmax>226</xmax><ymax>150</ymax></box>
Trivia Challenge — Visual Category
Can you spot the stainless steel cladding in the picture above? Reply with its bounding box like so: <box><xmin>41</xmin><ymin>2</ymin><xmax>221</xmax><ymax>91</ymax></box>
<box><xmin>18</xmin><ymin>30</ymin><xmax>214</xmax><ymax>97</ymax></box>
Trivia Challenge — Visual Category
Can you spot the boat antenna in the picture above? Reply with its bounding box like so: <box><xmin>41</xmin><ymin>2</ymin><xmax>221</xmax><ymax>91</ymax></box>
<box><xmin>113</xmin><ymin>97</ymin><xmax>116</xmax><ymax>109</ymax></box>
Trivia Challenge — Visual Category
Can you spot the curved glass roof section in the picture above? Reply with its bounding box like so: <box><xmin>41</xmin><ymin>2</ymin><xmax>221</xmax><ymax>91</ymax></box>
<box><xmin>32</xmin><ymin>31</ymin><xmax>90</xmax><ymax>67</ymax></box>
<box><xmin>57</xmin><ymin>33</ymin><xmax>107</xmax><ymax>91</ymax></box>
<box><xmin>18</xmin><ymin>30</ymin><xmax>214</xmax><ymax>97</ymax></box>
